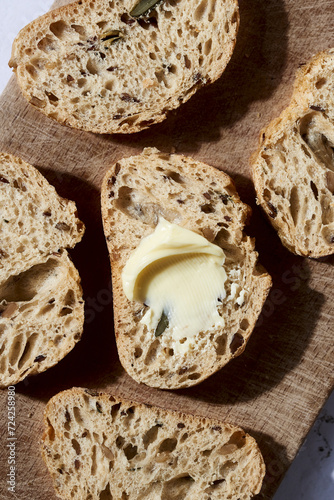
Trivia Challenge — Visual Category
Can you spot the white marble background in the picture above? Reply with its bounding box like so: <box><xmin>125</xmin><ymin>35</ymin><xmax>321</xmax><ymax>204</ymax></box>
<box><xmin>0</xmin><ymin>1</ymin><xmax>333</xmax><ymax>498</ymax></box>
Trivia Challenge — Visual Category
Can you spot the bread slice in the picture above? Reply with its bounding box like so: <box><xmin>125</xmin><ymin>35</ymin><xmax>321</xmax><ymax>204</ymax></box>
<box><xmin>41</xmin><ymin>387</ymin><xmax>265</xmax><ymax>499</ymax></box>
<box><xmin>251</xmin><ymin>48</ymin><xmax>334</xmax><ymax>257</ymax></box>
<box><xmin>0</xmin><ymin>152</ymin><xmax>85</xmax><ymax>387</ymax></box>
<box><xmin>101</xmin><ymin>148</ymin><xmax>271</xmax><ymax>389</ymax></box>
<box><xmin>9</xmin><ymin>0</ymin><xmax>239</xmax><ymax>134</ymax></box>
<box><xmin>0</xmin><ymin>152</ymin><xmax>84</xmax><ymax>283</ymax></box>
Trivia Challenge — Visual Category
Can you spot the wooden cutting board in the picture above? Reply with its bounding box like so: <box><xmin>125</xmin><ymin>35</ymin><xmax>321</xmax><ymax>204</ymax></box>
<box><xmin>0</xmin><ymin>0</ymin><xmax>334</xmax><ymax>498</ymax></box>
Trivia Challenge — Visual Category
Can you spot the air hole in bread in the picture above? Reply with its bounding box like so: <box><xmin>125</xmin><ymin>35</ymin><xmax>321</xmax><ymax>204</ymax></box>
<box><xmin>17</xmin><ymin>332</ymin><xmax>38</xmax><ymax>369</ymax></box>
<box><xmin>229</xmin><ymin>333</ymin><xmax>244</xmax><ymax>354</ymax></box>
<box><xmin>316</xmin><ymin>78</ymin><xmax>327</xmax><ymax>89</ymax></box>
<box><xmin>289</xmin><ymin>186</ymin><xmax>300</xmax><ymax>226</ymax></box>
<box><xmin>71</xmin><ymin>24</ymin><xmax>86</xmax><ymax>36</ymax></box>
<box><xmin>144</xmin><ymin>339</ymin><xmax>160</xmax><ymax>365</ymax></box>
<box><xmin>73</xmin><ymin>406</ymin><xmax>83</xmax><ymax>425</ymax></box>
<box><xmin>101</xmin><ymin>443</ymin><xmax>114</xmax><ymax>463</ymax></box>
<box><xmin>60</xmin><ymin>306</ymin><xmax>72</xmax><ymax>317</ymax></box>
<box><xmin>37</xmin><ymin>35</ymin><xmax>58</xmax><ymax>53</ymax></box>
<box><xmin>164</xmin><ymin>171</ymin><xmax>185</xmax><ymax>184</ymax></box>
<box><xmin>194</xmin><ymin>0</ymin><xmax>208</xmax><ymax>21</ymax></box>
<box><xmin>71</xmin><ymin>438</ymin><xmax>81</xmax><ymax>455</ymax></box>
<box><xmin>184</xmin><ymin>54</ymin><xmax>191</xmax><ymax>69</ymax></box>
<box><xmin>263</xmin><ymin>188</ymin><xmax>271</xmax><ymax>202</ymax></box>
<box><xmin>86</xmin><ymin>58</ymin><xmax>99</xmax><ymax>75</ymax></box>
<box><xmin>218</xmin><ymin>443</ymin><xmax>238</xmax><ymax>455</ymax></box>
<box><xmin>310</xmin><ymin>180</ymin><xmax>319</xmax><ymax>200</ymax></box>
<box><xmin>155</xmin><ymin>69</ymin><xmax>169</xmax><ymax>87</ymax></box>
<box><xmin>46</xmin><ymin>418</ymin><xmax>55</xmax><ymax>441</ymax></box>
<box><xmin>116</xmin><ymin>436</ymin><xmax>125</xmax><ymax>449</ymax></box>
<box><xmin>46</xmin><ymin>92</ymin><xmax>59</xmax><ymax>104</ymax></box>
<box><xmin>25</xmin><ymin>64</ymin><xmax>38</xmax><ymax>79</ymax></box>
<box><xmin>159</xmin><ymin>438</ymin><xmax>177</xmax><ymax>453</ymax></box>
<box><xmin>0</xmin><ymin>260</ymin><xmax>60</xmax><ymax>303</ymax></box>
<box><xmin>204</xmin><ymin>39</ymin><xmax>212</xmax><ymax>56</ymax></box>
<box><xmin>143</xmin><ymin>425</ymin><xmax>161</xmax><ymax>449</ymax></box>
<box><xmin>123</xmin><ymin>443</ymin><xmax>138</xmax><ymax>460</ymax></box>
<box><xmin>110</xmin><ymin>403</ymin><xmax>121</xmax><ymax>420</ymax></box>
<box><xmin>134</xmin><ymin>347</ymin><xmax>142</xmax><ymax>358</ymax></box>
<box><xmin>227</xmin><ymin>431</ymin><xmax>247</xmax><ymax>448</ymax></box>
<box><xmin>240</xmin><ymin>318</ymin><xmax>249</xmax><ymax>331</ymax></box>
<box><xmin>202</xmin><ymin>448</ymin><xmax>212</xmax><ymax>457</ymax></box>
<box><xmin>215</xmin><ymin>334</ymin><xmax>227</xmax><ymax>355</ymax></box>
<box><xmin>161</xmin><ymin>474</ymin><xmax>195</xmax><ymax>500</ymax></box>
<box><xmin>77</xmin><ymin>78</ymin><xmax>87</xmax><ymax>88</ymax></box>
<box><xmin>105</xmin><ymin>80</ymin><xmax>114</xmax><ymax>91</ymax></box>
<box><xmin>180</xmin><ymin>432</ymin><xmax>189</xmax><ymax>443</ymax></box>
<box><xmin>91</xmin><ymin>445</ymin><xmax>97</xmax><ymax>475</ymax></box>
<box><xmin>50</xmin><ymin>20</ymin><xmax>70</xmax><ymax>40</ymax></box>
<box><xmin>99</xmin><ymin>482</ymin><xmax>113</xmax><ymax>500</ymax></box>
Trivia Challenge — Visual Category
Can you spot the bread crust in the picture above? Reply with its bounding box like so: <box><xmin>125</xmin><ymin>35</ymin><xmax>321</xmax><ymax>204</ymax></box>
<box><xmin>41</xmin><ymin>387</ymin><xmax>266</xmax><ymax>499</ymax></box>
<box><xmin>101</xmin><ymin>148</ymin><xmax>271</xmax><ymax>389</ymax></box>
<box><xmin>251</xmin><ymin>48</ymin><xmax>334</xmax><ymax>257</ymax></box>
<box><xmin>9</xmin><ymin>0</ymin><xmax>239</xmax><ymax>134</ymax></box>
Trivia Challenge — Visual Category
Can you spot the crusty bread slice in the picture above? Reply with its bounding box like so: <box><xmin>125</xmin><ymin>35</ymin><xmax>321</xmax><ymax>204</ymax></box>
<box><xmin>9</xmin><ymin>0</ymin><xmax>239</xmax><ymax>134</ymax></box>
<box><xmin>0</xmin><ymin>152</ymin><xmax>85</xmax><ymax>387</ymax></box>
<box><xmin>251</xmin><ymin>48</ymin><xmax>334</xmax><ymax>257</ymax></box>
<box><xmin>42</xmin><ymin>387</ymin><xmax>265</xmax><ymax>499</ymax></box>
<box><xmin>101</xmin><ymin>148</ymin><xmax>271</xmax><ymax>389</ymax></box>
<box><xmin>0</xmin><ymin>152</ymin><xmax>84</xmax><ymax>283</ymax></box>
<box><xmin>0</xmin><ymin>251</ymin><xmax>84</xmax><ymax>388</ymax></box>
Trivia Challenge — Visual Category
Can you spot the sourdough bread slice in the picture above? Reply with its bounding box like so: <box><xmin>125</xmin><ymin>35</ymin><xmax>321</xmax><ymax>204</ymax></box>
<box><xmin>9</xmin><ymin>0</ymin><xmax>239</xmax><ymax>134</ymax></box>
<box><xmin>101</xmin><ymin>148</ymin><xmax>271</xmax><ymax>389</ymax></box>
<box><xmin>0</xmin><ymin>152</ymin><xmax>84</xmax><ymax>283</ymax></box>
<box><xmin>251</xmin><ymin>48</ymin><xmax>334</xmax><ymax>257</ymax></box>
<box><xmin>42</xmin><ymin>387</ymin><xmax>265</xmax><ymax>499</ymax></box>
<box><xmin>0</xmin><ymin>251</ymin><xmax>84</xmax><ymax>387</ymax></box>
<box><xmin>0</xmin><ymin>152</ymin><xmax>85</xmax><ymax>387</ymax></box>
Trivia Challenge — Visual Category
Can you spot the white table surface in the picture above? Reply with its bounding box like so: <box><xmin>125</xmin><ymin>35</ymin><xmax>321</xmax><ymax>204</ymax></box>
<box><xmin>0</xmin><ymin>1</ymin><xmax>334</xmax><ymax>499</ymax></box>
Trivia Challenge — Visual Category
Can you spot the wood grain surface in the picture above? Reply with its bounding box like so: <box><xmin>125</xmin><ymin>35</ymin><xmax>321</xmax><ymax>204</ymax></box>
<box><xmin>0</xmin><ymin>0</ymin><xmax>334</xmax><ymax>498</ymax></box>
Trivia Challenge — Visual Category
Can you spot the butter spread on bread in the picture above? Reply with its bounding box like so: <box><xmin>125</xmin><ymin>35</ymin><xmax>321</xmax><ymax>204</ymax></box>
<box><xmin>122</xmin><ymin>217</ymin><xmax>227</xmax><ymax>355</ymax></box>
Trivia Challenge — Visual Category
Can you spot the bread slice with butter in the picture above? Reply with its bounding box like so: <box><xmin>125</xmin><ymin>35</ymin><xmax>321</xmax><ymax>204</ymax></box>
<box><xmin>101</xmin><ymin>148</ymin><xmax>271</xmax><ymax>389</ymax></box>
<box><xmin>251</xmin><ymin>48</ymin><xmax>334</xmax><ymax>257</ymax></box>
<box><xmin>0</xmin><ymin>152</ymin><xmax>85</xmax><ymax>387</ymax></box>
<box><xmin>9</xmin><ymin>0</ymin><xmax>239</xmax><ymax>134</ymax></box>
<box><xmin>42</xmin><ymin>387</ymin><xmax>266</xmax><ymax>499</ymax></box>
